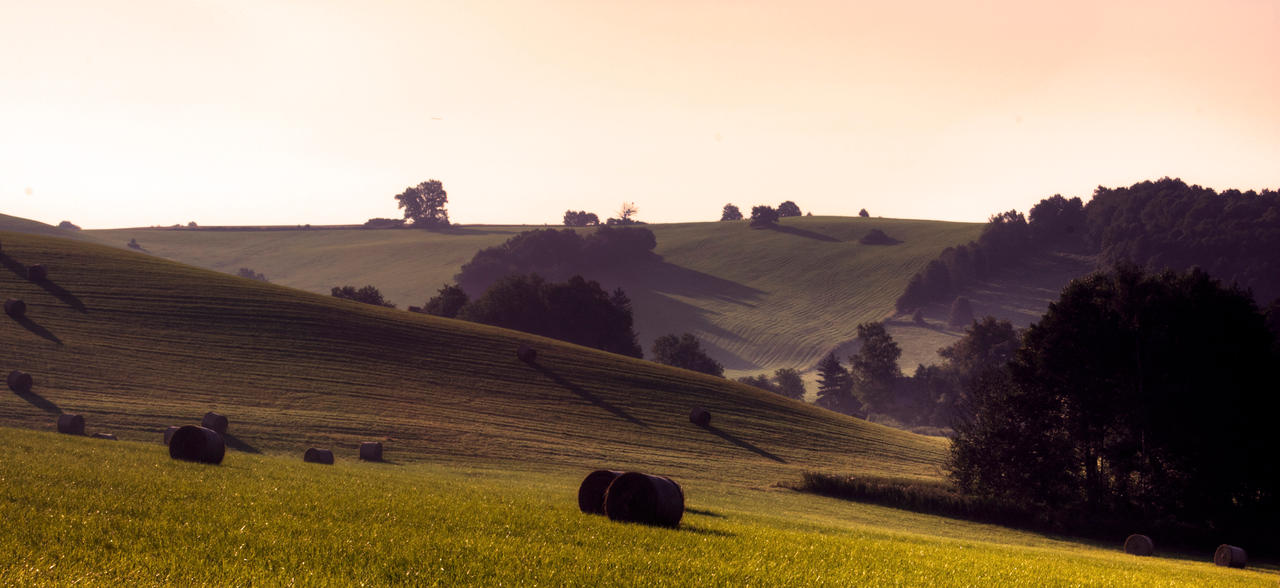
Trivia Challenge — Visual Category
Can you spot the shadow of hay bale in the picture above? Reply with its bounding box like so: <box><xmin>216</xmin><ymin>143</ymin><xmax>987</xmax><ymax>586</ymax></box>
<box><xmin>92</xmin><ymin>432</ymin><xmax>118</xmax><ymax>441</ymax></box>
<box><xmin>1214</xmin><ymin>544</ymin><xmax>1247</xmax><ymax>568</ymax></box>
<box><xmin>1123</xmin><ymin>534</ymin><xmax>1154</xmax><ymax>556</ymax></box>
<box><xmin>577</xmin><ymin>469</ymin><xmax>623</xmax><ymax>514</ymax></box>
<box><xmin>168</xmin><ymin>426</ymin><xmax>225</xmax><ymax>464</ymax></box>
<box><xmin>603</xmin><ymin>472</ymin><xmax>684</xmax><ymax>528</ymax></box>
<box><xmin>56</xmin><ymin>413</ymin><xmax>85</xmax><ymax>435</ymax></box>
<box><xmin>304</xmin><ymin>448</ymin><xmax>334</xmax><ymax>465</ymax></box>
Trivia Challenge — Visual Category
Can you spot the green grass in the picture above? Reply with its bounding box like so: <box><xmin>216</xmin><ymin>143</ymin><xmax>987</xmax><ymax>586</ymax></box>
<box><xmin>2</xmin><ymin>428</ymin><xmax>1273</xmax><ymax>586</ymax></box>
<box><xmin>81</xmin><ymin>216</ymin><xmax>983</xmax><ymax>376</ymax></box>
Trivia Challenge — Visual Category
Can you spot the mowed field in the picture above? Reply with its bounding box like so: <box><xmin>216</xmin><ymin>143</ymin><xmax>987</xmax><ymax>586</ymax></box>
<box><xmin>0</xmin><ymin>229</ymin><xmax>1273</xmax><ymax>584</ymax></box>
<box><xmin>87</xmin><ymin>216</ymin><xmax>984</xmax><ymax>376</ymax></box>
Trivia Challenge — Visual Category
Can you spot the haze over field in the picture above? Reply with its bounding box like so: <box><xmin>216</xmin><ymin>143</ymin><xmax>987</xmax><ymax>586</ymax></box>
<box><xmin>2</xmin><ymin>1</ymin><xmax>1278</xmax><ymax>228</ymax></box>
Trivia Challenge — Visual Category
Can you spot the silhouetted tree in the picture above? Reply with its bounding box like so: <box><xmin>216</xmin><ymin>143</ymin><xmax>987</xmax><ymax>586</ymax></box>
<box><xmin>737</xmin><ymin>374</ymin><xmax>779</xmax><ymax>394</ymax></box>
<box><xmin>651</xmin><ymin>333</ymin><xmax>723</xmax><ymax>377</ymax></box>
<box><xmin>394</xmin><ymin>179</ymin><xmax>450</xmax><ymax>227</ymax></box>
<box><xmin>849</xmin><ymin>322</ymin><xmax>901</xmax><ymax>413</ymax></box>
<box><xmin>563</xmin><ymin>210</ymin><xmax>600</xmax><ymax>226</ymax></box>
<box><xmin>331</xmin><ymin>285</ymin><xmax>395</xmax><ymax>308</ymax></box>
<box><xmin>1028</xmin><ymin>194</ymin><xmax>1086</xmax><ymax>248</ymax></box>
<box><xmin>424</xmin><ymin>283</ymin><xmax>469</xmax><ymax>318</ymax></box>
<box><xmin>749</xmin><ymin>205</ymin><xmax>779</xmax><ymax>228</ymax></box>
<box><xmin>607</xmin><ymin>202</ymin><xmax>640</xmax><ymax>225</ymax></box>
<box><xmin>948</xmin><ymin>296</ymin><xmax>974</xmax><ymax>328</ymax></box>
<box><xmin>778</xmin><ymin>201</ymin><xmax>801</xmax><ymax>217</ymax></box>
<box><xmin>57</xmin><ymin>221</ymin><xmax>81</xmax><ymax>230</ymax></box>
<box><xmin>721</xmin><ymin>203</ymin><xmax>743</xmax><ymax>221</ymax></box>
<box><xmin>773</xmin><ymin>368</ymin><xmax>806</xmax><ymax>400</ymax></box>
<box><xmin>236</xmin><ymin>268</ymin><xmax>268</xmax><ymax>282</ymax></box>
<box><xmin>455</xmin><ymin>226</ymin><xmax>658</xmax><ymax>295</ymax></box>
<box><xmin>858</xmin><ymin>208</ymin><xmax>870</xmax><ymax>218</ymax></box>
<box><xmin>815</xmin><ymin>352</ymin><xmax>860</xmax><ymax>415</ymax></box>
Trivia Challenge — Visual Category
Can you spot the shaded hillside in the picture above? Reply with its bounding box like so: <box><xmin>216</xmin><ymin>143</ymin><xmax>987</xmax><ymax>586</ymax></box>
<box><xmin>0</xmin><ymin>230</ymin><xmax>946</xmax><ymax>484</ymax></box>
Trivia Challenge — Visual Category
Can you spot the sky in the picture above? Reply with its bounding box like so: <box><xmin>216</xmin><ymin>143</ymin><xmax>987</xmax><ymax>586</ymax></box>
<box><xmin>1</xmin><ymin>0</ymin><xmax>1277</xmax><ymax>228</ymax></box>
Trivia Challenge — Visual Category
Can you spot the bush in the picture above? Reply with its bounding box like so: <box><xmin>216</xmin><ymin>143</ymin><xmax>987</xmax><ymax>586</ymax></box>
<box><xmin>331</xmin><ymin>285</ymin><xmax>395</xmax><ymax>308</ymax></box>
<box><xmin>364</xmin><ymin>218</ymin><xmax>406</xmax><ymax>229</ymax></box>
<box><xmin>651</xmin><ymin>333</ymin><xmax>723</xmax><ymax>377</ymax></box>
<box><xmin>236</xmin><ymin>268</ymin><xmax>268</xmax><ymax>282</ymax></box>
<box><xmin>57</xmin><ymin>221</ymin><xmax>81</xmax><ymax>230</ymax></box>
<box><xmin>423</xmin><ymin>283</ymin><xmax>468</xmax><ymax>318</ymax></box>
<box><xmin>455</xmin><ymin>226</ymin><xmax>657</xmax><ymax>295</ymax></box>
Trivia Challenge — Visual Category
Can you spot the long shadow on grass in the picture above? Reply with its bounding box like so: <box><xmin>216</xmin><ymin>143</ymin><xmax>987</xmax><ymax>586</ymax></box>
<box><xmin>13</xmin><ymin>389</ymin><xmax>61</xmax><ymax>413</ymax></box>
<box><xmin>701</xmin><ymin>424</ymin><xmax>786</xmax><ymax>463</ymax></box>
<box><xmin>684</xmin><ymin>507</ymin><xmax>726</xmax><ymax>518</ymax></box>
<box><xmin>12</xmin><ymin>316</ymin><xmax>62</xmax><ymax>344</ymax></box>
<box><xmin>767</xmin><ymin>224</ymin><xmax>840</xmax><ymax>242</ymax></box>
<box><xmin>0</xmin><ymin>254</ymin><xmax>87</xmax><ymax>312</ymax></box>
<box><xmin>223</xmin><ymin>433</ymin><xmax>262</xmax><ymax>454</ymax></box>
<box><xmin>679</xmin><ymin>524</ymin><xmax>734</xmax><ymax>537</ymax></box>
<box><xmin>531</xmin><ymin>363</ymin><xmax>647</xmax><ymax>428</ymax></box>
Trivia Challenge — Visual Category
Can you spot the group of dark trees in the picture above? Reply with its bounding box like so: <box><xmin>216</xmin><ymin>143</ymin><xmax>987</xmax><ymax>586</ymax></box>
<box><xmin>812</xmin><ymin>322</ymin><xmax>904</xmax><ymax>418</ymax></box>
<box><xmin>651</xmin><ymin>333</ymin><xmax>723</xmax><ymax>377</ymax></box>
<box><xmin>737</xmin><ymin>368</ymin><xmax>805</xmax><ymax>400</ymax></box>
<box><xmin>237</xmin><ymin>267</ymin><xmax>268</xmax><ymax>282</ymax></box>
<box><xmin>454</xmin><ymin>226</ymin><xmax>658</xmax><ymax>295</ymax></box>
<box><xmin>563</xmin><ymin>210</ymin><xmax>600</xmax><ymax>226</ymax></box>
<box><xmin>720</xmin><ymin>201</ymin><xmax>802</xmax><ymax>225</ymax></box>
<box><xmin>331</xmin><ymin>285</ymin><xmax>395</xmax><ymax>308</ymax></box>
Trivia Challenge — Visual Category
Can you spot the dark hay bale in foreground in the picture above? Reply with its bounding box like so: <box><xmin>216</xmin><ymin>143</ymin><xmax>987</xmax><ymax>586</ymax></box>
<box><xmin>689</xmin><ymin>408</ymin><xmax>711</xmax><ymax>427</ymax></box>
<box><xmin>27</xmin><ymin>264</ymin><xmax>47</xmax><ymax>281</ymax></box>
<box><xmin>359</xmin><ymin>442</ymin><xmax>383</xmax><ymax>462</ymax></box>
<box><xmin>7</xmin><ymin>370</ymin><xmax>33</xmax><ymax>393</ymax></box>
<box><xmin>1214</xmin><ymin>544</ymin><xmax>1247</xmax><ymax>568</ymax></box>
<box><xmin>577</xmin><ymin>469</ymin><xmax>624</xmax><ymax>514</ymax></box>
<box><xmin>4</xmin><ymin>299</ymin><xmax>26</xmax><ymax>318</ymax></box>
<box><xmin>603</xmin><ymin>472</ymin><xmax>685</xmax><ymax>527</ymax></box>
<box><xmin>304</xmin><ymin>448</ymin><xmax>335</xmax><ymax>465</ymax></box>
<box><xmin>168</xmin><ymin>425</ymin><xmax>225</xmax><ymax>464</ymax></box>
<box><xmin>517</xmin><ymin>344</ymin><xmax>537</xmax><ymax>363</ymax></box>
<box><xmin>201</xmin><ymin>411</ymin><xmax>229</xmax><ymax>435</ymax></box>
<box><xmin>92</xmin><ymin>432</ymin><xmax>118</xmax><ymax>441</ymax></box>
<box><xmin>1123</xmin><ymin>534</ymin><xmax>1154</xmax><ymax>556</ymax></box>
<box><xmin>56</xmin><ymin>414</ymin><xmax>85</xmax><ymax>435</ymax></box>
<box><xmin>163</xmin><ymin>426</ymin><xmax>180</xmax><ymax>444</ymax></box>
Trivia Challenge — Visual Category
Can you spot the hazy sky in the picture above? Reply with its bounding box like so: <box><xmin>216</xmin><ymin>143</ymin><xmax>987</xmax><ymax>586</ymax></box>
<box><xmin>2</xmin><ymin>1</ymin><xmax>1277</xmax><ymax>228</ymax></box>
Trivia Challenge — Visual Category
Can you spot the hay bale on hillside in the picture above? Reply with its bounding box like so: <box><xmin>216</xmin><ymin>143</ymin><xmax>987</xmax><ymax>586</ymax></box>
<box><xmin>4</xmin><ymin>299</ymin><xmax>26</xmax><ymax>318</ymax></box>
<box><xmin>1214</xmin><ymin>544</ymin><xmax>1247</xmax><ymax>568</ymax></box>
<box><xmin>517</xmin><ymin>344</ymin><xmax>537</xmax><ymax>363</ymax></box>
<box><xmin>7</xmin><ymin>370</ymin><xmax>33</xmax><ymax>393</ymax></box>
<box><xmin>92</xmin><ymin>432</ymin><xmax>118</xmax><ymax>441</ymax></box>
<box><xmin>1123</xmin><ymin>534</ymin><xmax>1154</xmax><ymax>556</ymax></box>
<box><xmin>201</xmin><ymin>411</ymin><xmax>229</xmax><ymax>435</ymax></box>
<box><xmin>27</xmin><ymin>264</ymin><xmax>47</xmax><ymax>281</ymax></box>
<box><xmin>359</xmin><ymin>442</ymin><xmax>383</xmax><ymax>462</ymax></box>
<box><xmin>689</xmin><ymin>407</ymin><xmax>711</xmax><ymax>427</ymax></box>
<box><xmin>304</xmin><ymin>448</ymin><xmax>335</xmax><ymax>465</ymax></box>
<box><xmin>163</xmin><ymin>426</ymin><xmax>180</xmax><ymax>445</ymax></box>
<box><xmin>56</xmin><ymin>414</ymin><xmax>85</xmax><ymax>435</ymax></box>
<box><xmin>603</xmin><ymin>472</ymin><xmax>685</xmax><ymax>527</ymax></box>
<box><xmin>577</xmin><ymin>469</ymin><xmax>624</xmax><ymax>514</ymax></box>
<box><xmin>168</xmin><ymin>425</ymin><xmax>225</xmax><ymax>464</ymax></box>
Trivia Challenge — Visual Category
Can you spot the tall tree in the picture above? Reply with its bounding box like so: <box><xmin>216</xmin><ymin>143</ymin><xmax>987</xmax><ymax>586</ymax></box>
<box><xmin>720</xmin><ymin>203</ymin><xmax>743</xmax><ymax>221</ymax></box>
<box><xmin>849</xmin><ymin>322</ymin><xmax>902</xmax><ymax>413</ymax></box>
<box><xmin>777</xmin><ymin>201</ymin><xmax>802</xmax><ymax>217</ymax></box>
<box><xmin>423</xmin><ymin>283</ymin><xmax>469</xmax><ymax>318</ymax></box>
<box><xmin>773</xmin><ymin>368</ymin><xmax>806</xmax><ymax>400</ymax></box>
<box><xmin>651</xmin><ymin>333</ymin><xmax>723</xmax><ymax>377</ymax></box>
<box><xmin>815</xmin><ymin>352</ymin><xmax>860</xmax><ymax>415</ymax></box>
<box><xmin>394</xmin><ymin>180</ymin><xmax>450</xmax><ymax>227</ymax></box>
<box><xmin>749</xmin><ymin>205</ymin><xmax>779</xmax><ymax>228</ymax></box>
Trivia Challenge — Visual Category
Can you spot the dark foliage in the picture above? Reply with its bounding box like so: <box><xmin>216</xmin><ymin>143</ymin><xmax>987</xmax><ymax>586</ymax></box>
<box><xmin>815</xmin><ymin>352</ymin><xmax>861</xmax><ymax>416</ymax></box>
<box><xmin>606</xmin><ymin>202</ymin><xmax>641</xmax><ymax>225</ymax></box>
<box><xmin>849</xmin><ymin>322</ymin><xmax>901</xmax><ymax>414</ymax></box>
<box><xmin>563</xmin><ymin>210</ymin><xmax>600</xmax><ymax>226</ymax></box>
<box><xmin>651</xmin><ymin>333</ymin><xmax>723</xmax><ymax>377</ymax></box>
<box><xmin>749</xmin><ymin>205</ymin><xmax>779</xmax><ymax>228</ymax></box>
<box><xmin>460</xmin><ymin>274</ymin><xmax>642</xmax><ymax>357</ymax></box>
<box><xmin>364</xmin><ymin>218</ymin><xmax>406</xmax><ymax>229</ymax></box>
<box><xmin>737</xmin><ymin>374</ymin><xmax>778</xmax><ymax>394</ymax></box>
<box><xmin>57</xmin><ymin>221</ymin><xmax>81</xmax><ymax>230</ymax></box>
<box><xmin>331</xmin><ymin>285</ymin><xmax>396</xmax><ymax>308</ymax></box>
<box><xmin>777</xmin><ymin>201</ymin><xmax>802</xmax><ymax>217</ymax></box>
<box><xmin>738</xmin><ymin>368</ymin><xmax>805</xmax><ymax>400</ymax></box>
<box><xmin>236</xmin><ymin>267</ymin><xmax>268</xmax><ymax>282</ymax></box>
<box><xmin>947</xmin><ymin>296</ymin><xmax>974</xmax><ymax>328</ymax></box>
<box><xmin>423</xmin><ymin>283</ymin><xmax>469</xmax><ymax>318</ymax></box>
<box><xmin>1028</xmin><ymin>194</ymin><xmax>1086</xmax><ymax>249</ymax></box>
<box><xmin>394</xmin><ymin>179</ymin><xmax>450</xmax><ymax>227</ymax></box>
<box><xmin>858</xmin><ymin>208</ymin><xmax>870</xmax><ymax>218</ymax></box>
<box><xmin>720</xmin><ymin>203</ymin><xmax>743</xmax><ymax>221</ymax></box>
<box><xmin>454</xmin><ymin>226</ymin><xmax>658</xmax><ymax>295</ymax></box>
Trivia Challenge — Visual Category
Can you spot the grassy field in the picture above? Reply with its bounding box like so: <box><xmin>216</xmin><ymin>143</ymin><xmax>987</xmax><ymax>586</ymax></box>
<box><xmin>83</xmin><ymin>216</ymin><xmax>984</xmax><ymax>376</ymax></box>
<box><xmin>2</xmin><ymin>428</ymin><xmax>1273</xmax><ymax>586</ymax></box>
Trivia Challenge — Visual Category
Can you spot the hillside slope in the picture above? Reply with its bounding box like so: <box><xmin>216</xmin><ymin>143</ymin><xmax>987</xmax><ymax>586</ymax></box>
<box><xmin>0</xmin><ymin>230</ymin><xmax>946</xmax><ymax>485</ymax></box>
<box><xmin>87</xmin><ymin>217</ymin><xmax>983</xmax><ymax>375</ymax></box>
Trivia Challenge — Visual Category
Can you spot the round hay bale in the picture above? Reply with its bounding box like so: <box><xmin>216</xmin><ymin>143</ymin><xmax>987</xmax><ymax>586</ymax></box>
<box><xmin>92</xmin><ymin>432</ymin><xmax>118</xmax><ymax>441</ymax></box>
<box><xmin>7</xmin><ymin>370</ymin><xmax>33</xmax><ymax>393</ymax></box>
<box><xmin>163</xmin><ymin>425</ymin><xmax>180</xmax><ymax>445</ymax></box>
<box><xmin>4</xmin><ymin>298</ymin><xmax>26</xmax><ymax>318</ymax></box>
<box><xmin>578</xmin><ymin>469</ymin><xmax>624</xmax><ymax>514</ymax></box>
<box><xmin>359</xmin><ymin>441</ymin><xmax>383</xmax><ymax>462</ymax></box>
<box><xmin>56</xmin><ymin>413</ymin><xmax>85</xmax><ymax>435</ymax></box>
<box><xmin>1123</xmin><ymin>534</ymin><xmax>1154</xmax><ymax>556</ymax></box>
<box><xmin>27</xmin><ymin>264</ymin><xmax>47</xmax><ymax>281</ymax></box>
<box><xmin>168</xmin><ymin>425</ymin><xmax>225</xmax><ymax>464</ymax></box>
<box><xmin>603</xmin><ymin>472</ymin><xmax>685</xmax><ymax>527</ymax></box>
<box><xmin>1214</xmin><ymin>544</ymin><xmax>1247</xmax><ymax>568</ymax></box>
<box><xmin>517</xmin><ymin>344</ymin><xmax>537</xmax><ymax>363</ymax></box>
<box><xmin>304</xmin><ymin>448</ymin><xmax>335</xmax><ymax>465</ymax></box>
<box><xmin>200</xmin><ymin>411</ymin><xmax>229</xmax><ymax>435</ymax></box>
<box><xmin>689</xmin><ymin>407</ymin><xmax>711</xmax><ymax>427</ymax></box>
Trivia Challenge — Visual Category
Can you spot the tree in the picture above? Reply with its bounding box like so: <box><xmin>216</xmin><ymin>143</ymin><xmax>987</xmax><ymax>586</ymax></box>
<box><xmin>236</xmin><ymin>268</ymin><xmax>268</xmax><ymax>282</ymax></box>
<box><xmin>737</xmin><ymin>374</ymin><xmax>778</xmax><ymax>394</ymax></box>
<box><xmin>773</xmin><ymin>368</ymin><xmax>806</xmax><ymax>400</ymax></box>
<box><xmin>849</xmin><ymin>322</ymin><xmax>901</xmax><ymax>413</ymax></box>
<box><xmin>331</xmin><ymin>285</ymin><xmax>395</xmax><ymax>308</ymax></box>
<box><xmin>815</xmin><ymin>352</ymin><xmax>860</xmax><ymax>415</ymax></box>
<box><xmin>778</xmin><ymin>201</ymin><xmax>802</xmax><ymax>217</ymax></box>
<box><xmin>749</xmin><ymin>205</ymin><xmax>779</xmax><ymax>228</ymax></box>
<box><xmin>859</xmin><ymin>208</ymin><xmax>870</xmax><ymax>218</ymax></box>
<box><xmin>651</xmin><ymin>333</ymin><xmax>723</xmax><ymax>377</ymax></box>
<box><xmin>57</xmin><ymin>221</ymin><xmax>81</xmax><ymax>230</ymax></box>
<box><xmin>607</xmin><ymin>202</ymin><xmax>640</xmax><ymax>225</ymax></box>
<box><xmin>947</xmin><ymin>296</ymin><xmax>974</xmax><ymax>328</ymax></box>
<box><xmin>720</xmin><ymin>204</ymin><xmax>743</xmax><ymax>221</ymax></box>
<box><xmin>424</xmin><ymin>283</ymin><xmax>469</xmax><ymax>318</ymax></box>
<box><xmin>563</xmin><ymin>210</ymin><xmax>600</xmax><ymax>227</ymax></box>
<box><xmin>394</xmin><ymin>180</ymin><xmax>450</xmax><ymax>227</ymax></box>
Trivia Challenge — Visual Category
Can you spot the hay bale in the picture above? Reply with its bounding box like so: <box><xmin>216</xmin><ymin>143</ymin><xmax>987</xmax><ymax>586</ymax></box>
<box><xmin>1214</xmin><ymin>544</ymin><xmax>1247</xmax><ymax>568</ymax></box>
<box><xmin>163</xmin><ymin>426</ymin><xmax>180</xmax><ymax>444</ymax></box>
<box><xmin>4</xmin><ymin>299</ymin><xmax>26</xmax><ymax>318</ymax></box>
<box><xmin>7</xmin><ymin>370</ymin><xmax>33</xmax><ymax>393</ymax></box>
<box><xmin>304</xmin><ymin>448</ymin><xmax>335</xmax><ymax>465</ymax></box>
<box><xmin>200</xmin><ymin>411</ymin><xmax>229</xmax><ymax>435</ymax></box>
<box><xmin>578</xmin><ymin>469</ymin><xmax>624</xmax><ymax>514</ymax></box>
<box><xmin>359</xmin><ymin>441</ymin><xmax>383</xmax><ymax>462</ymax></box>
<box><xmin>168</xmin><ymin>425</ymin><xmax>225</xmax><ymax>464</ymax></box>
<box><xmin>517</xmin><ymin>344</ymin><xmax>537</xmax><ymax>363</ymax></box>
<box><xmin>56</xmin><ymin>414</ymin><xmax>85</xmax><ymax>435</ymax></box>
<box><xmin>92</xmin><ymin>432</ymin><xmax>118</xmax><ymax>441</ymax></box>
<box><xmin>27</xmin><ymin>264</ymin><xmax>47</xmax><ymax>281</ymax></box>
<box><xmin>689</xmin><ymin>407</ymin><xmax>711</xmax><ymax>427</ymax></box>
<box><xmin>1123</xmin><ymin>534</ymin><xmax>1154</xmax><ymax>556</ymax></box>
<box><xmin>603</xmin><ymin>472</ymin><xmax>685</xmax><ymax>527</ymax></box>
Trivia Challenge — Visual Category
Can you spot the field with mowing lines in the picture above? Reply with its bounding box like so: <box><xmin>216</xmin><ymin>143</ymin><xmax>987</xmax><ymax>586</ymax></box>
<box><xmin>1</xmin><ymin>429</ymin><xmax>1273</xmax><ymax>586</ymax></box>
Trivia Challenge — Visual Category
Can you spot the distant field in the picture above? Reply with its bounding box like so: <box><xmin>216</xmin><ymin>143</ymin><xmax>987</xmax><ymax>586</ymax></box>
<box><xmin>86</xmin><ymin>216</ymin><xmax>984</xmax><ymax>376</ymax></box>
<box><xmin>2</xmin><ymin>429</ymin><xmax>1273</xmax><ymax>586</ymax></box>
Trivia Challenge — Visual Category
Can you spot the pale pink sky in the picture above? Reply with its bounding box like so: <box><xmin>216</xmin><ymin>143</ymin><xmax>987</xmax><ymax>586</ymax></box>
<box><xmin>1</xmin><ymin>1</ymin><xmax>1277</xmax><ymax>228</ymax></box>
